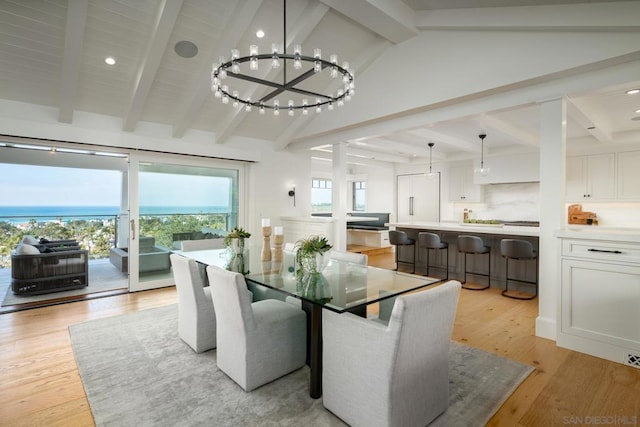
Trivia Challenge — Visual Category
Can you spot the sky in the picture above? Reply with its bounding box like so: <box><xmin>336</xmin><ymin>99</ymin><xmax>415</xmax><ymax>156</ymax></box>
<box><xmin>0</xmin><ymin>164</ymin><xmax>231</xmax><ymax>207</ymax></box>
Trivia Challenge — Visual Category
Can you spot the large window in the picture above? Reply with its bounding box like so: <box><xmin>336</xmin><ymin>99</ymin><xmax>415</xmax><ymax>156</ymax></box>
<box><xmin>353</xmin><ymin>181</ymin><xmax>366</xmax><ymax>212</ymax></box>
<box><xmin>311</xmin><ymin>178</ymin><xmax>332</xmax><ymax>213</ymax></box>
<box><xmin>138</xmin><ymin>163</ymin><xmax>239</xmax><ymax>249</ymax></box>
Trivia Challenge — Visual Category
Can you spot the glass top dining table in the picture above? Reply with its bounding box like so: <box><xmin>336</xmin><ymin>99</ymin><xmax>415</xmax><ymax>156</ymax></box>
<box><xmin>179</xmin><ymin>246</ymin><xmax>443</xmax><ymax>398</ymax></box>
<box><xmin>180</xmin><ymin>246</ymin><xmax>440</xmax><ymax>311</ymax></box>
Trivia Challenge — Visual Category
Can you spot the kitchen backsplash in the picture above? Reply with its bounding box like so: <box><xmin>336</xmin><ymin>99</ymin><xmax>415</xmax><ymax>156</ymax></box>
<box><xmin>572</xmin><ymin>203</ymin><xmax>640</xmax><ymax>228</ymax></box>
<box><xmin>475</xmin><ymin>182</ymin><xmax>540</xmax><ymax>221</ymax></box>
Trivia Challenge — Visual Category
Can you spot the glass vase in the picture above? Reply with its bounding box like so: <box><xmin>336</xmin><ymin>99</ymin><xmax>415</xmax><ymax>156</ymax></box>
<box><xmin>231</xmin><ymin>237</ymin><xmax>245</xmax><ymax>255</ymax></box>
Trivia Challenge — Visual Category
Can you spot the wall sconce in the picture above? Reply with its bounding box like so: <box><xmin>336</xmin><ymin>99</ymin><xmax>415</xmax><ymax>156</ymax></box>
<box><xmin>288</xmin><ymin>186</ymin><xmax>296</xmax><ymax>206</ymax></box>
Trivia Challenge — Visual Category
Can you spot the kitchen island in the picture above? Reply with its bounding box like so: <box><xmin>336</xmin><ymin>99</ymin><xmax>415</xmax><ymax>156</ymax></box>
<box><xmin>387</xmin><ymin>221</ymin><xmax>539</xmax><ymax>290</ymax></box>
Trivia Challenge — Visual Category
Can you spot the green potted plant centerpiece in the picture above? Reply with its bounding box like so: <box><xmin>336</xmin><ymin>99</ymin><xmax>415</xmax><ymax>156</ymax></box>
<box><xmin>295</xmin><ymin>235</ymin><xmax>332</xmax><ymax>274</ymax></box>
<box><xmin>224</xmin><ymin>227</ymin><xmax>251</xmax><ymax>255</ymax></box>
<box><xmin>294</xmin><ymin>235</ymin><xmax>333</xmax><ymax>302</ymax></box>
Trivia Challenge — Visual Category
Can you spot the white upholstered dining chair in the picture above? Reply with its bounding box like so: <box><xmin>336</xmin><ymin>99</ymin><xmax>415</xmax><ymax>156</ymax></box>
<box><xmin>322</xmin><ymin>280</ymin><xmax>462</xmax><ymax>427</ymax></box>
<box><xmin>326</xmin><ymin>249</ymin><xmax>368</xmax><ymax>265</ymax></box>
<box><xmin>169</xmin><ymin>254</ymin><xmax>216</xmax><ymax>353</ymax></box>
<box><xmin>179</xmin><ymin>238</ymin><xmax>225</xmax><ymax>251</ymax></box>
<box><xmin>206</xmin><ymin>265</ymin><xmax>307</xmax><ymax>392</ymax></box>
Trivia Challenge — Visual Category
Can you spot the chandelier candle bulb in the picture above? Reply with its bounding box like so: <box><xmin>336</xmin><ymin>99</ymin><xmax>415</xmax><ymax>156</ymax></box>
<box><xmin>261</xmin><ymin>218</ymin><xmax>271</xmax><ymax>227</ymax></box>
<box><xmin>274</xmin><ymin>226</ymin><xmax>283</xmax><ymax>235</ymax></box>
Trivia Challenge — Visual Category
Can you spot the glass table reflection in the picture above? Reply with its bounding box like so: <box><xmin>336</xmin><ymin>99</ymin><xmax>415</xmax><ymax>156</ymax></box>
<box><xmin>180</xmin><ymin>246</ymin><xmax>442</xmax><ymax>398</ymax></box>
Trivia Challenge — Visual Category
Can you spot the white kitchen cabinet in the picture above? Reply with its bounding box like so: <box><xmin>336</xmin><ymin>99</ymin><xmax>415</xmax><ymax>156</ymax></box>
<box><xmin>558</xmin><ymin>235</ymin><xmax>640</xmax><ymax>368</ymax></box>
<box><xmin>449</xmin><ymin>165</ymin><xmax>483</xmax><ymax>202</ymax></box>
<box><xmin>617</xmin><ymin>150</ymin><xmax>640</xmax><ymax>200</ymax></box>
<box><xmin>566</xmin><ymin>153</ymin><xmax>615</xmax><ymax>200</ymax></box>
<box><xmin>397</xmin><ymin>173</ymin><xmax>440</xmax><ymax>222</ymax></box>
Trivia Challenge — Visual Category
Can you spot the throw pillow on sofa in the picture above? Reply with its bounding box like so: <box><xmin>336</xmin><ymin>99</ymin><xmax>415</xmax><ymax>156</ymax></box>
<box><xmin>15</xmin><ymin>243</ymin><xmax>41</xmax><ymax>255</ymax></box>
<box><xmin>20</xmin><ymin>235</ymin><xmax>39</xmax><ymax>245</ymax></box>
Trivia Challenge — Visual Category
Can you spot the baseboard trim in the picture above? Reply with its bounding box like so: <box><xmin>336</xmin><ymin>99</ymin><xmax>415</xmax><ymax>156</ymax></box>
<box><xmin>535</xmin><ymin>316</ymin><xmax>557</xmax><ymax>341</ymax></box>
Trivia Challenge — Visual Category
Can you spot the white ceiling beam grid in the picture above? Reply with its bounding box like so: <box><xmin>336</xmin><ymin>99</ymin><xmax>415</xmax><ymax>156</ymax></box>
<box><xmin>476</xmin><ymin>114</ymin><xmax>539</xmax><ymax>147</ymax></box>
<box><xmin>566</xmin><ymin>96</ymin><xmax>612</xmax><ymax>142</ymax></box>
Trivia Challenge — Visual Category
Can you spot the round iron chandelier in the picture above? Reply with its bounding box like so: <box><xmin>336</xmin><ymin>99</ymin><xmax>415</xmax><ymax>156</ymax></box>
<box><xmin>210</xmin><ymin>0</ymin><xmax>355</xmax><ymax>116</ymax></box>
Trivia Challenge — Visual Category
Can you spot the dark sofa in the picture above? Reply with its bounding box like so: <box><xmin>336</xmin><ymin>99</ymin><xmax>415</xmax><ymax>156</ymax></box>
<box><xmin>346</xmin><ymin>213</ymin><xmax>390</xmax><ymax>231</ymax></box>
<box><xmin>311</xmin><ymin>212</ymin><xmax>390</xmax><ymax>230</ymax></box>
<box><xmin>11</xmin><ymin>239</ymin><xmax>88</xmax><ymax>295</ymax></box>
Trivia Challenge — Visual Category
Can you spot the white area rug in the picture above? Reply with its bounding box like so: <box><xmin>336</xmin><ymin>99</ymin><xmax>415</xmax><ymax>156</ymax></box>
<box><xmin>69</xmin><ymin>304</ymin><xmax>534</xmax><ymax>426</ymax></box>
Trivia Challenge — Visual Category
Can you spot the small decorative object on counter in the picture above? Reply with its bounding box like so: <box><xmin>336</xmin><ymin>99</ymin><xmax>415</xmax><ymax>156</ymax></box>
<box><xmin>568</xmin><ymin>204</ymin><xmax>598</xmax><ymax>225</ymax></box>
<box><xmin>261</xmin><ymin>218</ymin><xmax>272</xmax><ymax>262</ymax></box>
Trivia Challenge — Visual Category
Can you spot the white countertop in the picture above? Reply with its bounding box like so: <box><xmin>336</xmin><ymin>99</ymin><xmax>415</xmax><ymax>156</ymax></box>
<box><xmin>555</xmin><ymin>226</ymin><xmax>640</xmax><ymax>243</ymax></box>
<box><xmin>387</xmin><ymin>221</ymin><xmax>539</xmax><ymax>237</ymax></box>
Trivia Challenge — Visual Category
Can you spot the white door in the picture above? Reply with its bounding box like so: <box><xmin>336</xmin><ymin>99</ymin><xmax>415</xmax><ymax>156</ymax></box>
<box><xmin>397</xmin><ymin>173</ymin><xmax>440</xmax><ymax>222</ymax></box>
<box><xmin>397</xmin><ymin>175</ymin><xmax>413</xmax><ymax>222</ymax></box>
<box><xmin>412</xmin><ymin>173</ymin><xmax>440</xmax><ymax>222</ymax></box>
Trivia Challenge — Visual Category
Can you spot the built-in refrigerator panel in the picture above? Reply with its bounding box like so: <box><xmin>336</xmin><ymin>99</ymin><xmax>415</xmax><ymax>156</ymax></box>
<box><xmin>397</xmin><ymin>173</ymin><xmax>440</xmax><ymax>223</ymax></box>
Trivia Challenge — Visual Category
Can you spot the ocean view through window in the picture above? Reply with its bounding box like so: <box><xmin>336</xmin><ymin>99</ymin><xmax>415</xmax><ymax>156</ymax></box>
<box><xmin>1</xmin><ymin>162</ymin><xmax>238</xmax><ymax>269</ymax></box>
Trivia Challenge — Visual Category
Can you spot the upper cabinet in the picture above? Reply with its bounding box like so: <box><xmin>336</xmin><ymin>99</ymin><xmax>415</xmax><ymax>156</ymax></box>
<box><xmin>566</xmin><ymin>154</ymin><xmax>616</xmax><ymax>201</ymax></box>
<box><xmin>449</xmin><ymin>165</ymin><xmax>483</xmax><ymax>202</ymax></box>
<box><xmin>617</xmin><ymin>150</ymin><xmax>640</xmax><ymax>200</ymax></box>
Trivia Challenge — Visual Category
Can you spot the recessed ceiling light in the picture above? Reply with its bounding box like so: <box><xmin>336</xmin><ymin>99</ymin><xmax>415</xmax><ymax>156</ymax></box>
<box><xmin>105</xmin><ymin>57</ymin><xmax>116</xmax><ymax>65</ymax></box>
<box><xmin>635</xmin><ymin>109</ymin><xmax>640</xmax><ymax>114</ymax></box>
<box><xmin>174</xmin><ymin>41</ymin><xmax>198</xmax><ymax>58</ymax></box>
<box><xmin>626</xmin><ymin>89</ymin><xmax>640</xmax><ymax>95</ymax></box>
<box><xmin>256</xmin><ymin>30</ymin><xmax>265</xmax><ymax>38</ymax></box>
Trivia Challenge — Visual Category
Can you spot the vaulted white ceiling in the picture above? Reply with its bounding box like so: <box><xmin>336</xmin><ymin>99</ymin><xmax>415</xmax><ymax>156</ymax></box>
<box><xmin>1</xmin><ymin>0</ymin><xmax>639</xmax><ymax>166</ymax></box>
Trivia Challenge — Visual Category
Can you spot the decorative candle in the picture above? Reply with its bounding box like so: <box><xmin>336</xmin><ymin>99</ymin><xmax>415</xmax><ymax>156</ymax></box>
<box><xmin>261</xmin><ymin>222</ymin><xmax>272</xmax><ymax>262</ymax></box>
<box><xmin>274</xmin><ymin>226</ymin><xmax>283</xmax><ymax>235</ymax></box>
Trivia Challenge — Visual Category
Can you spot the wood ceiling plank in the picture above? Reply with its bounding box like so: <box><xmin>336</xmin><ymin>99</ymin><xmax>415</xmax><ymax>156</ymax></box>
<box><xmin>59</xmin><ymin>0</ymin><xmax>89</xmax><ymax>124</ymax></box>
<box><xmin>122</xmin><ymin>0</ymin><xmax>184</xmax><ymax>132</ymax></box>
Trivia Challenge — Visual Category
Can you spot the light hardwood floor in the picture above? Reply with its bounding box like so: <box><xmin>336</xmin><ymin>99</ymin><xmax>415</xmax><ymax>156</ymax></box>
<box><xmin>0</xmin><ymin>252</ymin><xmax>638</xmax><ymax>426</ymax></box>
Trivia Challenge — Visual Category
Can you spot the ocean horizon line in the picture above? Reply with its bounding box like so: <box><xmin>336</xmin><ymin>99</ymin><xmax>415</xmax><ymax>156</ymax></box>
<box><xmin>0</xmin><ymin>205</ymin><xmax>232</xmax><ymax>223</ymax></box>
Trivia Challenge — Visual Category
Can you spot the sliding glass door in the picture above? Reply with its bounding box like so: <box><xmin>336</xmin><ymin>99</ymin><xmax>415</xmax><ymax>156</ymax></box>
<box><xmin>0</xmin><ymin>141</ymin><xmax>130</xmax><ymax>306</ymax></box>
<box><xmin>128</xmin><ymin>153</ymin><xmax>242</xmax><ymax>292</ymax></box>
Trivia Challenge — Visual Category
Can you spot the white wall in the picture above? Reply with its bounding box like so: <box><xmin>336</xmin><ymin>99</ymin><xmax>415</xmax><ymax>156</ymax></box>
<box><xmin>248</xmin><ymin>149</ymin><xmax>312</xmax><ymax>239</ymax></box>
<box><xmin>357</xmin><ymin>164</ymin><xmax>395</xmax><ymax>216</ymax></box>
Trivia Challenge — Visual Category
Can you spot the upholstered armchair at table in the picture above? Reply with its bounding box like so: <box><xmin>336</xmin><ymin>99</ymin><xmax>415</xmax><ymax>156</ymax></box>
<box><xmin>206</xmin><ymin>265</ymin><xmax>306</xmax><ymax>392</ymax></box>
<box><xmin>169</xmin><ymin>254</ymin><xmax>216</xmax><ymax>353</ymax></box>
<box><xmin>326</xmin><ymin>249</ymin><xmax>368</xmax><ymax>265</ymax></box>
<box><xmin>322</xmin><ymin>280</ymin><xmax>462</xmax><ymax>427</ymax></box>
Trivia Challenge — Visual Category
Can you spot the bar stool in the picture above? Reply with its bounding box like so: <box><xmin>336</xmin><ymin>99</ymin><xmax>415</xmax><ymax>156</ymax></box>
<box><xmin>500</xmin><ymin>239</ymin><xmax>538</xmax><ymax>300</ymax></box>
<box><xmin>418</xmin><ymin>232</ymin><xmax>449</xmax><ymax>279</ymax></box>
<box><xmin>389</xmin><ymin>230</ymin><xmax>415</xmax><ymax>274</ymax></box>
<box><xmin>457</xmin><ymin>235</ymin><xmax>490</xmax><ymax>290</ymax></box>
